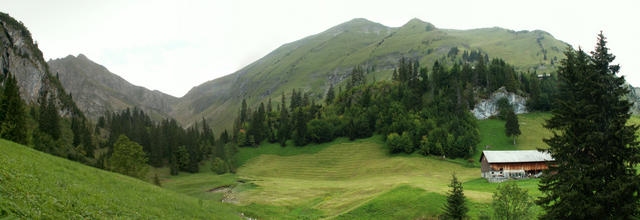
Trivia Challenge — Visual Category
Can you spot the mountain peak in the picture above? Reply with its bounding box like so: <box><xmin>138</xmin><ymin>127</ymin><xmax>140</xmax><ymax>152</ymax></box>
<box><xmin>324</xmin><ymin>18</ymin><xmax>389</xmax><ymax>36</ymax></box>
<box><xmin>77</xmin><ymin>53</ymin><xmax>88</xmax><ymax>60</ymax></box>
<box><xmin>402</xmin><ymin>18</ymin><xmax>436</xmax><ymax>31</ymax></box>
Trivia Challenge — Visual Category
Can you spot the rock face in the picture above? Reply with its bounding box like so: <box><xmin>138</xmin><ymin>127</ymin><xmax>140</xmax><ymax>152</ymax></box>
<box><xmin>625</xmin><ymin>84</ymin><xmax>640</xmax><ymax>115</ymax></box>
<box><xmin>0</xmin><ymin>12</ymin><xmax>80</xmax><ymax>116</ymax></box>
<box><xmin>48</xmin><ymin>55</ymin><xmax>178</xmax><ymax>120</ymax></box>
<box><xmin>472</xmin><ymin>87</ymin><xmax>528</xmax><ymax>119</ymax></box>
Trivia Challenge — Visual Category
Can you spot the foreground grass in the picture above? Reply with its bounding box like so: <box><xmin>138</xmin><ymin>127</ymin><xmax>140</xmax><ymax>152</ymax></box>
<box><xmin>0</xmin><ymin>139</ymin><xmax>239</xmax><ymax>219</ymax></box>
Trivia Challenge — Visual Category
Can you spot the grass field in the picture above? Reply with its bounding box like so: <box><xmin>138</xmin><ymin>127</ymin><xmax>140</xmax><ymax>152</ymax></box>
<box><xmin>155</xmin><ymin>112</ymin><xmax>556</xmax><ymax>219</ymax></box>
<box><xmin>0</xmin><ymin>112</ymin><xmax>556</xmax><ymax>219</ymax></box>
<box><xmin>0</xmin><ymin>139</ymin><xmax>240</xmax><ymax>219</ymax></box>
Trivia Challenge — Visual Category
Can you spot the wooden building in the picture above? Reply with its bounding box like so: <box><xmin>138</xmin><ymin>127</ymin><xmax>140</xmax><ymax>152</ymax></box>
<box><xmin>479</xmin><ymin>150</ymin><xmax>554</xmax><ymax>182</ymax></box>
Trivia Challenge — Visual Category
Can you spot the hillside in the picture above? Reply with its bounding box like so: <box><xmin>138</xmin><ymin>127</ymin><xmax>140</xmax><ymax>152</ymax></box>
<box><xmin>48</xmin><ymin>54</ymin><xmax>178</xmax><ymax>120</ymax></box>
<box><xmin>173</xmin><ymin>18</ymin><xmax>569</xmax><ymax>129</ymax></box>
<box><xmin>0</xmin><ymin>139</ymin><xmax>239</xmax><ymax>219</ymax></box>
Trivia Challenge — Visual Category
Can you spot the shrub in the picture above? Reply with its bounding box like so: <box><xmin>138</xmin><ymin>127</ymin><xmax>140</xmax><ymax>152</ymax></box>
<box><xmin>211</xmin><ymin>157</ymin><xmax>228</xmax><ymax>174</ymax></box>
<box><xmin>308</xmin><ymin>119</ymin><xmax>334</xmax><ymax>143</ymax></box>
<box><xmin>386</xmin><ymin>132</ymin><xmax>412</xmax><ymax>154</ymax></box>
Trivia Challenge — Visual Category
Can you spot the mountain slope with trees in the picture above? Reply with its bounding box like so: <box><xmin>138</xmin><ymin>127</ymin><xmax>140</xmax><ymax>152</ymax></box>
<box><xmin>172</xmin><ymin>18</ymin><xmax>569</xmax><ymax>130</ymax></box>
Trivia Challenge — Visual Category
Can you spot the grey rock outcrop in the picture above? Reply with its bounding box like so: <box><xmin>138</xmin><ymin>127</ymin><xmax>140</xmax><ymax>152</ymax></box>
<box><xmin>472</xmin><ymin>87</ymin><xmax>528</xmax><ymax>119</ymax></box>
<box><xmin>1</xmin><ymin>12</ymin><xmax>79</xmax><ymax>116</ymax></box>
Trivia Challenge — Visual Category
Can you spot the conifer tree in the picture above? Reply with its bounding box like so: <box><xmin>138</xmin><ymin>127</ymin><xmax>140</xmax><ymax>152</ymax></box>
<box><xmin>325</xmin><ymin>84</ymin><xmax>335</xmax><ymax>105</ymax></box>
<box><xmin>0</xmin><ymin>73</ymin><xmax>27</xmax><ymax>144</ymax></box>
<box><xmin>537</xmin><ymin>33</ymin><xmax>640</xmax><ymax>219</ymax></box>
<box><xmin>240</xmin><ymin>99</ymin><xmax>248</xmax><ymax>124</ymax></box>
<box><xmin>504</xmin><ymin>110</ymin><xmax>520</xmax><ymax>145</ymax></box>
<box><xmin>39</xmin><ymin>94</ymin><xmax>60</xmax><ymax>140</ymax></box>
<box><xmin>442</xmin><ymin>174</ymin><xmax>468</xmax><ymax>220</ymax></box>
<box><xmin>278</xmin><ymin>93</ymin><xmax>290</xmax><ymax>146</ymax></box>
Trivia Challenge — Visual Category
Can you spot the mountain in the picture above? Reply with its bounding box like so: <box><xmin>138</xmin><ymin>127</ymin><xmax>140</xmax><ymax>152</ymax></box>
<box><xmin>0</xmin><ymin>12</ymin><xmax>81</xmax><ymax>116</ymax></box>
<box><xmin>25</xmin><ymin>17</ymin><xmax>569</xmax><ymax>129</ymax></box>
<box><xmin>48</xmin><ymin>55</ymin><xmax>178</xmax><ymax>120</ymax></box>
<box><xmin>171</xmin><ymin>18</ymin><xmax>569</xmax><ymax>130</ymax></box>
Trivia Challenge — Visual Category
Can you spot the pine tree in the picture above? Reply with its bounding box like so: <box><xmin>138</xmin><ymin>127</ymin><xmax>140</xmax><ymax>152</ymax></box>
<box><xmin>0</xmin><ymin>73</ymin><xmax>27</xmax><ymax>144</ymax></box>
<box><xmin>442</xmin><ymin>174</ymin><xmax>468</xmax><ymax>220</ymax></box>
<box><xmin>325</xmin><ymin>84</ymin><xmax>335</xmax><ymax>105</ymax></box>
<box><xmin>537</xmin><ymin>33</ymin><xmax>640</xmax><ymax>219</ymax></box>
<box><xmin>278</xmin><ymin>93</ymin><xmax>290</xmax><ymax>146</ymax></box>
<box><xmin>504</xmin><ymin>110</ymin><xmax>520</xmax><ymax>145</ymax></box>
<box><xmin>39</xmin><ymin>94</ymin><xmax>60</xmax><ymax>140</ymax></box>
<box><xmin>240</xmin><ymin>99</ymin><xmax>248</xmax><ymax>124</ymax></box>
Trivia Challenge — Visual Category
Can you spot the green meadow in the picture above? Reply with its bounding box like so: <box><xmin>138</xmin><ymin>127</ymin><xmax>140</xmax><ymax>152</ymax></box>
<box><xmin>1</xmin><ymin>112</ymin><xmax>589</xmax><ymax>219</ymax></box>
<box><xmin>159</xmin><ymin>113</ymin><xmax>554</xmax><ymax>219</ymax></box>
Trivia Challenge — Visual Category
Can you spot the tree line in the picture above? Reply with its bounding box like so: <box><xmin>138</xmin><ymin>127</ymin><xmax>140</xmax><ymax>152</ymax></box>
<box><xmin>96</xmin><ymin>108</ymin><xmax>236</xmax><ymax>175</ymax></box>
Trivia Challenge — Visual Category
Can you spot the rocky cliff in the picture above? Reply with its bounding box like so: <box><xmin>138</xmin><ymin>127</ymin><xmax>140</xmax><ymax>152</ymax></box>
<box><xmin>0</xmin><ymin>12</ymin><xmax>80</xmax><ymax>116</ymax></box>
<box><xmin>48</xmin><ymin>55</ymin><xmax>178</xmax><ymax>120</ymax></box>
<box><xmin>472</xmin><ymin>87</ymin><xmax>528</xmax><ymax>119</ymax></box>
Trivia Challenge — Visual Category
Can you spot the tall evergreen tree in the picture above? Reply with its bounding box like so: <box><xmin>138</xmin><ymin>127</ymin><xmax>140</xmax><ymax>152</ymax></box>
<box><xmin>240</xmin><ymin>99</ymin><xmax>248</xmax><ymax>124</ymax></box>
<box><xmin>325</xmin><ymin>84</ymin><xmax>335</xmax><ymax>105</ymax></box>
<box><xmin>0</xmin><ymin>73</ymin><xmax>27</xmax><ymax>144</ymax></box>
<box><xmin>537</xmin><ymin>33</ymin><xmax>640</xmax><ymax>219</ymax></box>
<box><xmin>442</xmin><ymin>174</ymin><xmax>468</xmax><ymax>220</ymax></box>
<box><xmin>39</xmin><ymin>94</ymin><xmax>60</xmax><ymax>140</ymax></box>
<box><xmin>278</xmin><ymin>93</ymin><xmax>290</xmax><ymax>146</ymax></box>
<box><xmin>504</xmin><ymin>110</ymin><xmax>520</xmax><ymax>145</ymax></box>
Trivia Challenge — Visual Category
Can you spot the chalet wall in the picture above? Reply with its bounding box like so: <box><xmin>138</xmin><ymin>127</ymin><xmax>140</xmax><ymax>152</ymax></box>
<box><xmin>489</xmin><ymin>162</ymin><xmax>548</xmax><ymax>171</ymax></box>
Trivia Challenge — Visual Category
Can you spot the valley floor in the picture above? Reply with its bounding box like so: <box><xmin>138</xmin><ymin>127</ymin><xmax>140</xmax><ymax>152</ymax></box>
<box><xmin>159</xmin><ymin>113</ymin><xmax>553</xmax><ymax>219</ymax></box>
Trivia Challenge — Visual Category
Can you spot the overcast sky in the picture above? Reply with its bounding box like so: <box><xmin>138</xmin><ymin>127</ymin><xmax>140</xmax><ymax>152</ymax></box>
<box><xmin>2</xmin><ymin>0</ymin><xmax>638</xmax><ymax>97</ymax></box>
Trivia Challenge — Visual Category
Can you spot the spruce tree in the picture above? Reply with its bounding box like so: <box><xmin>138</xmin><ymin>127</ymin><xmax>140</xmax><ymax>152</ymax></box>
<box><xmin>504</xmin><ymin>110</ymin><xmax>520</xmax><ymax>145</ymax></box>
<box><xmin>278</xmin><ymin>93</ymin><xmax>289</xmax><ymax>146</ymax></box>
<box><xmin>537</xmin><ymin>33</ymin><xmax>640</xmax><ymax>219</ymax></box>
<box><xmin>442</xmin><ymin>173</ymin><xmax>468</xmax><ymax>220</ymax></box>
<box><xmin>0</xmin><ymin>73</ymin><xmax>27</xmax><ymax>144</ymax></box>
<box><xmin>240</xmin><ymin>99</ymin><xmax>248</xmax><ymax>124</ymax></box>
<box><xmin>325</xmin><ymin>84</ymin><xmax>335</xmax><ymax>105</ymax></box>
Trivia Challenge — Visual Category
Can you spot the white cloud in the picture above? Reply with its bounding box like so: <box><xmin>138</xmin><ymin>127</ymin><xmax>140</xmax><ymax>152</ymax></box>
<box><xmin>3</xmin><ymin>0</ymin><xmax>639</xmax><ymax>97</ymax></box>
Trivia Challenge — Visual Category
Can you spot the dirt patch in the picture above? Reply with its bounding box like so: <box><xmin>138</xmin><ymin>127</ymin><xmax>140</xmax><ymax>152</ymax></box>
<box><xmin>206</xmin><ymin>185</ymin><xmax>232</xmax><ymax>192</ymax></box>
<box><xmin>206</xmin><ymin>185</ymin><xmax>238</xmax><ymax>204</ymax></box>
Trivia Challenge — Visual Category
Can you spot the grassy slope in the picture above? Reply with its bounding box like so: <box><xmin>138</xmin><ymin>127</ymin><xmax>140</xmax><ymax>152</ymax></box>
<box><xmin>474</xmin><ymin>112</ymin><xmax>552</xmax><ymax>160</ymax></box>
<box><xmin>159</xmin><ymin>112</ymin><xmax>553</xmax><ymax>219</ymax></box>
<box><xmin>0</xmin><ymin>139</ymin><xmax>239</xmax><ymax>219</ymax></box>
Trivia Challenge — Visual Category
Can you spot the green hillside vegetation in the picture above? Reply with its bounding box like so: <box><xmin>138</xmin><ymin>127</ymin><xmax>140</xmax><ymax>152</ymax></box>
<box><xmin>174</xmin><ymin>18</ymin><xmax>569</xmax><ymax>131</ymax></box>
<box><xmin>155</xmin><ymin>113</ymin><xmax>550</xmax><ymax>219</ymax></box>
<box><xmin>0</xmin><ymin>139</ymin><xmax>239</xmax><ymax>219</ymax></box>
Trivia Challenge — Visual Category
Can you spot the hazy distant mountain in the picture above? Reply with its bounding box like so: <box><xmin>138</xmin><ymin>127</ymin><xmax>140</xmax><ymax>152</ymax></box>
<box><xmin>0</xmin><ymin>12</ymin><xmax>82</xmax><ymax>116</ymax></box>
<box><xmin>48</xmin><ymin>55</ymin><xmax>178</xmax><ymax>120</ymax></box>
<box><xmin>172</xmin><ymin>18</ymin><xmax>569</xmax><ymax>130</ymax></box>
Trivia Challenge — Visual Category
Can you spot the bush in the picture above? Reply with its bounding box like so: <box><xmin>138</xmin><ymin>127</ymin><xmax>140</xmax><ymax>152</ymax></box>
<box><xmin>386</xmin><ymin>132</ymin><xmax>412</xmax><ymax>154</ymax></box>
<box><xmin>308</xmin><ymin>119</ymin><xmax>334</xmax><ymax>143</ymax></box>
<box><xmin>492</xmin><ymin>182</ymin><xmax>533</xmax><ymax>220</ymax></box>
<box><xmin>109</xmin><ymin>135</ymin><xmax>148</xmax><ymax>179</ymax></box>
<box><xmin>211</xmin><ymin>157</ymin><xmax>228</xmax><ymax>174</ymax></box>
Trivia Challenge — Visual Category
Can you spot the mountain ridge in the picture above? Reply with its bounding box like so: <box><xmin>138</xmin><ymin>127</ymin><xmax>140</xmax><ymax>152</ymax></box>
<box><xmin>48</xmin><ymin>54</ymin><xmax>178</xmax><ymax>120</ymax></box>
<box><xmin>44</xmin><ymin>17</ymin><xmax>570</xmax><ymax>130</ymax></box>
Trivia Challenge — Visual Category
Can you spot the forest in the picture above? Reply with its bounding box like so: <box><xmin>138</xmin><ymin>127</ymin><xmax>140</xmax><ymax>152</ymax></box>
<box><xmin>232</xmin><ymin>53</ymin><xmax>558</xmax><ymax>160</ymax></box>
